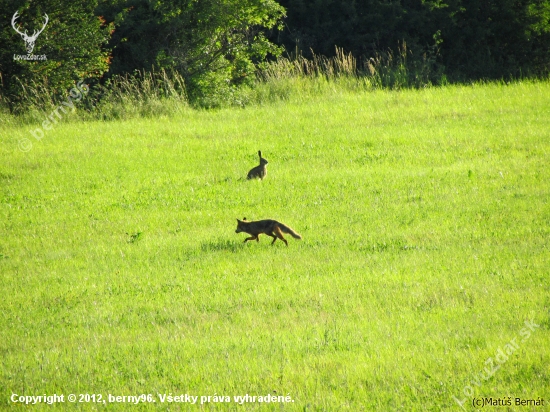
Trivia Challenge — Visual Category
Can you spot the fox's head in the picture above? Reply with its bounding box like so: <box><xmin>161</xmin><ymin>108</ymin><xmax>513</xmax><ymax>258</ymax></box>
<box><xmin>235</xmin><ymin>217</ymin><xmax>248</xmax><ymax>233</ymax></box>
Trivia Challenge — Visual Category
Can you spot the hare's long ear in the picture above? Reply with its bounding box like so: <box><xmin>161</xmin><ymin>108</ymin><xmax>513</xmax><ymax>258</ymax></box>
<box><xmin>243</xmin><ymin>217</ymin><xmax>247</xmax><ymax>221</ymax></box>
<box><xmin>258</xmin><ymin>150</ymin><xmax>262</xmax><ymax>158</ymax></box>
<box><xmin>236</xmin><ymin>218</ymin><xmax>241</xmax><ymax>222</ymax></box>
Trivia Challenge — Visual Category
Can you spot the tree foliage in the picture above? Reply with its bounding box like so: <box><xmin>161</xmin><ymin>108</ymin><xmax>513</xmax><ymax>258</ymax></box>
<box><xmin>97</xmin><ymin>0</ymin><xmax>285</xmax><ymax>103</ymax></box>
<box><xmin>0</xmin><ymin>0</ymin><xmax>111</xmax><ymax>109</ymax></box>
<box><xmin>436</xmin><ymin>0</ymin><xmax>550</xmax><ymax>78</ymax></box>
<box><xmin>1</xmin><ymin>0</ymin><xmax>549</xmax><ymax>110</ymax></box>
<box><xmin>272</xmin><ymin>0</ymin><xmax>550</xmax><ymax>80</ymax></box>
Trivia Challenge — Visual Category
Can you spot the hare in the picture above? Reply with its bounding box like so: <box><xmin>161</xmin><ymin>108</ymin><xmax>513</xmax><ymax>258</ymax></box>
<box><xmin>247</xmin><ymin>150</ymin><xmax>268</xmax><ymax>180</ymax></box>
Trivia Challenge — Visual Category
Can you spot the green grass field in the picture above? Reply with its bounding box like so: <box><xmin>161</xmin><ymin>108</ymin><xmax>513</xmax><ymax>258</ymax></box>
<box><xmin>1</xmin><ymin>80</ymin><xmax>549</xmax><ymax>410</ymax></box>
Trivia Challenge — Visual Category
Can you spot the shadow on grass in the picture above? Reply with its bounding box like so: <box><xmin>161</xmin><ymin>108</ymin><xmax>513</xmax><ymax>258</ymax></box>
<box><xmin>354</xmin><ymin>238</ymin><xmax>434</xmax><ymax>253</ymax></box>
<box><xmin>200</xmin><ymin>238</ymin><xmax>245</xmax><ymax>253</ymax></box>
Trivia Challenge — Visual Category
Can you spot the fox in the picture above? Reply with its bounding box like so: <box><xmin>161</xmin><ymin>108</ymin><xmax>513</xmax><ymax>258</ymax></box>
<box><xmin>235</xmin><ymin>218</ymin><xmax>302</xmax><ymax>246</ymax></box>
<box><xmin>247</xmin><ymin>150</ymin><xmax>268</xmax><ymax>180</ymax></box>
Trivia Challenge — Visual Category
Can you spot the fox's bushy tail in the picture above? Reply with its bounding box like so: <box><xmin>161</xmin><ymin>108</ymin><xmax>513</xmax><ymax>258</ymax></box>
<box><xmin>279</xmin><ymin>224</ymin><xmax>302</xmax><ymax>240</ymax></box>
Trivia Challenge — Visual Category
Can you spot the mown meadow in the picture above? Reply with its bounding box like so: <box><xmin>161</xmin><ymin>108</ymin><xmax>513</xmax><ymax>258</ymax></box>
<box><xmin>0</xmin><ymin>79</ymin><xmax>549</xmax><ymax>410</ymax></box>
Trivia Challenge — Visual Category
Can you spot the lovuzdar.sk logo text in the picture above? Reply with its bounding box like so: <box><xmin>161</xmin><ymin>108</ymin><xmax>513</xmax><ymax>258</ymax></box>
<box><xmin>12</xmin><ymin>11</ymin><xmax>48</xmax><ymax>61</ymax></box>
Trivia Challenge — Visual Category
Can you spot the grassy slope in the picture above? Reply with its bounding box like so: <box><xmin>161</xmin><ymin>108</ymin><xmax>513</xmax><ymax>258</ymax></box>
<box><xmin>0</xmin><ymin>81</ymin><xmax>549</xmax><ymax>410</ymax></box>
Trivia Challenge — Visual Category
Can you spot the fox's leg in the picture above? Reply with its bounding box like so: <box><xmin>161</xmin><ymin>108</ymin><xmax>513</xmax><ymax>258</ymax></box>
<box><xmin>273</xmin><ymin>227</ymin><xmax>288</xmax><ymax>246</ymax></box>
<box><xmin>263</xmin><ymin>232</ymin><xmax>277</xmax><ymax>244</ymax></box>
<box><xmin>244</xmin><ymin>235</ymin><xmax>258</xmax><ymax>243</ymax></box>
<box><xmin>267</xmin><ymin>233</ymin><xmax>278</xmax><ymax>245</ymax></box>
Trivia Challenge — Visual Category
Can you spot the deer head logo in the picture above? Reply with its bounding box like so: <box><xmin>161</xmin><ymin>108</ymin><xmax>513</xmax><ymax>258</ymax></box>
<box><xmin>11</xmin><ymin>11</ymin><xmax>49</xmax><ymax>54</ymax></box>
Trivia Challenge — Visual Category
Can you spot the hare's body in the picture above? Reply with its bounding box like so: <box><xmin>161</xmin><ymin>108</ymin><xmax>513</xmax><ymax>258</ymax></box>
<box><xmin>247</xmin><ymin>151</ymin><xmax>268</xmax><ymax>180</ymax></box>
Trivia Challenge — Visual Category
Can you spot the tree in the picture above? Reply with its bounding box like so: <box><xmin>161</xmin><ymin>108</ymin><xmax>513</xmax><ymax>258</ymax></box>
<box><xmin>97</xmin><ymin>0</ymin><xmax>285</xmax><ymax>104</ymax></box>
<box><xmin>435</xmin><ymin>0</ymin><xmax>550</xmax><ymax>79</ymax></box>
<box><xmin>270</xmin><ymin>0</ymin><xmax>550</xmax><ymax>80</ymax></box>
<box><xmin>0</xmin><ymin>0</ymin><xmax>112</xmax><ymax>110</ymax></box>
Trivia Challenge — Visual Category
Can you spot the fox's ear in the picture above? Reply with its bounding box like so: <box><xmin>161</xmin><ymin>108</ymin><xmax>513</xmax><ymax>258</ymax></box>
<box><xmin>236</xmin><ymin>218</ymin><xmax>241</xmax><ymax>222</ymax></box>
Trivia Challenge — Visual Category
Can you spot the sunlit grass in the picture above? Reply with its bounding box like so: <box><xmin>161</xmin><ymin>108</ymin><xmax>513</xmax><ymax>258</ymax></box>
<box><xmin>0</xmin><ymin>80</ymin><xmax>549</xmax><ymax>410</ymax></box>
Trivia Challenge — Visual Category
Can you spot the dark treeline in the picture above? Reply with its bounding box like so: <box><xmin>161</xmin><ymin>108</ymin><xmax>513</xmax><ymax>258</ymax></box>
<box><xmin>273</xmin><ymin>0</ymin><xmax>550</xmax><ymax>80</ymax></box>
<box><xmin>1</xmin><ymin>0</ymin><xmax>549</xmax><ymax>110</ymax></box>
